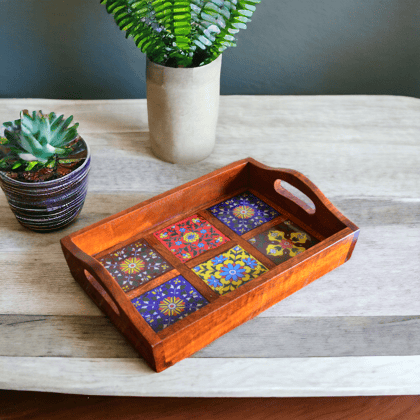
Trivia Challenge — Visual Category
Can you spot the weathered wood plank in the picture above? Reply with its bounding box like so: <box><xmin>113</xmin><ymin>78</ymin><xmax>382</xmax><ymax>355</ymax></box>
<box><xmin>1</xmin><ymin>96</ymin><xmax>419</xmax><ymax>198</ymax></box>
<box><xmin>1</xmin><ymin>315</ymin><xmax>420</xmax><ymax>359</ymax></box>
<box><xmin>1</xmin><ymin>356</ymin><xmax>420</xmax><ymax>396</ymax></box>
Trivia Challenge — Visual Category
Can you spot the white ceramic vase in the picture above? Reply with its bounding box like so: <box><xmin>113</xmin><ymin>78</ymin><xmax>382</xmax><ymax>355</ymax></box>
<box><xmin>146</xmin><ymin>55</ymin><xmax>222</xmax><ymax>164</ymax></box>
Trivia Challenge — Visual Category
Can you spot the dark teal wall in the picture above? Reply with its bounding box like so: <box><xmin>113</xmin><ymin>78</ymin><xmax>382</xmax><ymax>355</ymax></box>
<box><xmin>1</xmin><ymin>0</ymin><xmax>419</xmax><ymax>99</ymax></box>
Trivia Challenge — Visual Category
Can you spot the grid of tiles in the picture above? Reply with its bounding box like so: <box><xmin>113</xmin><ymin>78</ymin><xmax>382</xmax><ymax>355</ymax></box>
<box><xmin>97</xmin><ymin>192</ymin><xmax>319</xmax><ymax>334</ymax></box>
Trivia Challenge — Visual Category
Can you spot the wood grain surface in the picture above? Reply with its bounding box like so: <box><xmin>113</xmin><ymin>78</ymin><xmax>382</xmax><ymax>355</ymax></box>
<box><xmin>0</xmin><ymin>96</ymin><xmax>419</xmax><ymax>394</ymax></box>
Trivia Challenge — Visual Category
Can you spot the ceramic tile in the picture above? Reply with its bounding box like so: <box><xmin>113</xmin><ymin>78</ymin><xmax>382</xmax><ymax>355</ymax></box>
<box><xmin>98</xmin><ymin>239</ymin><xmax>173</xmax><ymax>293</ymax></box>
<box><xmin>248</xmin><ymin>220</ymin><xmax>319</xmax><ymax>265</ymax></box>
<box><xmin>208</xmin><ymin>191</ymin><xmax>280</xmax><ymax>235</ymax></box>
<box><xmin>153</xmin><ymin>215</ymin><xmax>230</xmax><ymax>263</ymax></box>
<box><xmin>193</xmin><ymin>245</ymin><xmax>269</xmax><ymax>296</ymax></box>
<box><xmin>131</xmin><ymin>275</ymin><xmax>209</xmax><ymax>333</ymax></box>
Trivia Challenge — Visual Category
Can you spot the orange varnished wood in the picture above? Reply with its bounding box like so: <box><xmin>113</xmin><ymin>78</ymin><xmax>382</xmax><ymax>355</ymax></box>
<box><xmin>71</xmin><ymin>161</ymin><xmax>249</xmax><ymax>256</ymax></box>
<box><xmin>184</xmin><ymin>240</ymin><xmax>236</xmax><ymax>268</ymax></box>
<box><xmin>60</xmin><ymin>158</ymin><xmax>359</xmax><ymax>372</ymax></box>
<box><xmin>241</xmin><ymin>214</ymin><xmax>288</xmax><ymax>240</ymax></box>
<box><xmin>125</xmin><ymin>269</ymin><xmax>179</xmax><ymax>301</ymax></box>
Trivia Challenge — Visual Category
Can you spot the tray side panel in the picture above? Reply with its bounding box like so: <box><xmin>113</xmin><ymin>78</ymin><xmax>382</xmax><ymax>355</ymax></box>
<box><xmin>157</xmin><ymin>231</ymin><xmax>356</xmax><ymax>371</ymax></box>
<box><xmin>71</xmin><ymin>162</ymin><xmax>249</xmax><ymax>256</ymax></box>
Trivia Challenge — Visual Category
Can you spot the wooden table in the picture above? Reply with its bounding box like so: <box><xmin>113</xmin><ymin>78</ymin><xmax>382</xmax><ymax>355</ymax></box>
<box><xmin>1</xmin><ymin>96</ymin><xmax>419</xmax><ymax>396</ymax></box>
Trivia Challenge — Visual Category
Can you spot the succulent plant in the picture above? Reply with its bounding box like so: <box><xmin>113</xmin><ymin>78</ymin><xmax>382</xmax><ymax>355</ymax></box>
<box><xmin>101</xmin><ymin>0</ymin><xmax>262</xmax><ymax>68</ymax></box>
<box><xmin>0</xmin><ymin>110</ymin><xmax>82</xmax><ymax>173</ymax></box>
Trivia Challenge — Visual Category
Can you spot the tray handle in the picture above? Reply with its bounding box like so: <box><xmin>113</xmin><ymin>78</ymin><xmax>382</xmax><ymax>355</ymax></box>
<box><xmin>249</xmin><ymin>160</ymin><xmax>356</xmax><ymax>234</ymax></box>
<box><xmin>273</xmin><ymin>179</ymin><xmax>316</xmax><ymax>215</ymax></box>
<box><xmin>61</xmin><ymin>238</ymin><xmax>130</xmax><ymax>322</ymax></box>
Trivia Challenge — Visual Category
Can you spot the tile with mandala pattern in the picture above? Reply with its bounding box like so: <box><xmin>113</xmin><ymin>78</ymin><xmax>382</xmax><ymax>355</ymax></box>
<box><xmin>131</xmin><ymin>275</ymin><xmax>209</xmax><ymax>333</ymax></box>
<box><xmin>248</xmin><ymin>220</ymin><xmax>319</xmax><ymax>265</ymax></box>
<box><xmin>98</xmin><ymin>240</ymin><xmax>173</xmax><ymax>293</ymax></box>
<box><xmin>153</xmin><ymin>215</ymin><xmax>230</xmax><ymax>262</ymax></box>
<box><xmin>208</xmin><ymin>191</ymin><xmax>280</xmax><ymax>235</ymax></box>
<box><xmin>193</xmin><ymin>245</ymin><xmax>269</xmax><ymax>296</ymax></box>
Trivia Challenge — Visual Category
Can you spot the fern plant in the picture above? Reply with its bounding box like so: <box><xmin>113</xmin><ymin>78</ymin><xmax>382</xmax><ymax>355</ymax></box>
<box><xmin>0</xmin><ymin>110</ymin><xmax>82</xmax><ymax>173</ymax></box>
<box><xmin>100</xmin><ymin>0</ymin><xmax>261</xmax><ymax>67</ymax></box>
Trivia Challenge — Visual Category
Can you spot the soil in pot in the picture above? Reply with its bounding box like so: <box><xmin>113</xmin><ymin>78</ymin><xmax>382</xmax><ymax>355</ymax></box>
<box><xmin>0</xmin><ymin>137</ymin><xmax>88</xmax><ymax>182</ymax></box>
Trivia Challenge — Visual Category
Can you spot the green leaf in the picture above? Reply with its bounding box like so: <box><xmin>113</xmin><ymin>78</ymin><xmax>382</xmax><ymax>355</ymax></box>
<box><xmin>231</xmin><ymin>21</ymin><xmax>246</xmax><ymax>29</ymax></box>
<box><xmin>193</xmin><ymin>39</ymin><xmax>206</xmax><ymax>49</ymax></box>
<box><xmin>25</xmin><ymin>161</ymin><xmax>38</xmax><ymax>171</ymax></box>
<box><xmin>238</xmin><ymin>9</ymin><xmax>253</xmax><ymax>17</ymax></box>
<box><xmin>198</xmin><ymin>35</ymin><xmax>212</xmax><ymax>46</ymax></box>
<box><xmin>46</xmin><ymin>159</ymin><xmax>57</xmax><ymax>169</ymax></box>
<box><xmin>12</xmin><ymin>162</ymin><xmax>22</xmax><ymax>170</ymax></box>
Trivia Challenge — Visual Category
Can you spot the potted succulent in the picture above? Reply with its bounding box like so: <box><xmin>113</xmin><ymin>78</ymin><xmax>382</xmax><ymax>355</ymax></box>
<box><xmin>0</xmin><ymin>110</ymin><xmax>91</xmax><ymax>232</ymax></box>
<box><xmin>101</xmin><ymin>0</ymin><xmax>261</xmax><ymax>164</ymax></box>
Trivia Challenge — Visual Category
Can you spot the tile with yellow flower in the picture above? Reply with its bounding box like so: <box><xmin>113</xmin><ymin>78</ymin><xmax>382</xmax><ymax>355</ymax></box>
<box><xmin>248</xmin><ymin>220</ymin><xmax>319</xmax><ymax>265</ymax></box>
<box><xmin>131</xmin><ymin>275</ymin><xmax>209</xmax><ymax>332</ymax></box>
<box><xmin>193</xmin><ymin>245</ymin><xmax>269</xmax><ymax>296</ymax></box>
<box><xmin>98</xmin><ymin>239</ymin><xmax>173</xmax><ymax>293</ymax></box>
<box><xmin>153</xmin><ymin>215</ymin><xmax>230</xmax><ymax>262</ymax></box>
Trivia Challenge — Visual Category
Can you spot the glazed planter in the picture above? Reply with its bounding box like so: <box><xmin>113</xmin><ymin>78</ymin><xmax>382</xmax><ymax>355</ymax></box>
<box><xmin>146</xmin><ymin>55</ymin><xmax>222</xmax><ymax>164</ymax></box>
<box><xmin>0</xmin><ymin>142</ymin><xmax>91</xmax><ymax>232</ymax></box>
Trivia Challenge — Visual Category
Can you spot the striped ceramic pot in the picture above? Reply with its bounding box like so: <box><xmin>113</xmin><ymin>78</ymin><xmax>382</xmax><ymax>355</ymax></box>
<box><xmin>0</xmin><ymin>142</ymin><xmax>91</xmax><ymax>232</ymax></box>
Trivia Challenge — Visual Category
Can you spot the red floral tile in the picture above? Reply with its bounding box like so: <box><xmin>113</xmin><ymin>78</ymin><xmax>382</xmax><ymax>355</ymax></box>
<box><xmin>98</xmin><ymin>239</ymin><xmax>173</xmax><ymax>293</ymax></box>
<box><xmin>248</xmin><ymin>220</ymin><xmax>319</xmax><ymax>265</ymax></box>
<box><xmin>153</xmin><ymin>215</ymin><xmax>230</xmax><ymax>262</ymax></box>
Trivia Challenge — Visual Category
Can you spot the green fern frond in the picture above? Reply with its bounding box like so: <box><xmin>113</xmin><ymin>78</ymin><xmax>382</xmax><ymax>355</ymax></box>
<box><xmin>100</xmin><ymin>0</ymin><xmax>261</xmax><ymax>67</ymax></box>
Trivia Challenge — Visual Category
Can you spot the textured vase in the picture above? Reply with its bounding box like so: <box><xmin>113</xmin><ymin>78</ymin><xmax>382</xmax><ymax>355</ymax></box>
<box><xmin>146</xmin><ymin>55</ymin><xmax>222</xmax><ymax>164</ymax></box>
<box><xmin>0</xmin><ymin>142</ymin><xmax>91</xmax><ymax>232</ymax></box>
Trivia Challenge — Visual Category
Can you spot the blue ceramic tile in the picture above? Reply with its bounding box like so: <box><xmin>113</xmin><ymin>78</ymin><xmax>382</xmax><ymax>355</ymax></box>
<box><xmin>208</xmin><ymin>191</ymin><xmax>280</xmax><ymax>235</ymax></box>
<box><xmin>132</xmin><ymin>275</ymin><xmax>209</xmax><ymax>332</ymax></box>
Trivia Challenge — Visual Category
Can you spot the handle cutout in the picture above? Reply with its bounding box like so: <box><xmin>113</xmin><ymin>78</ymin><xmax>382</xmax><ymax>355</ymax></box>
<box><xmin>84</xmin><ymin>269</ymin><xmax>120</xmax><ymax>316</ymax></box>
<box><xmin>274</xmin><ymin>180</ymin><xmax>316</xmax><ymax>215</ymax></box>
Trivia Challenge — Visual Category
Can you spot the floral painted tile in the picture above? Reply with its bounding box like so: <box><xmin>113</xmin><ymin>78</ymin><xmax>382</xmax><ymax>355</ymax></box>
<box><xmin>153</xmin><ymin>215</ymin><xmax>230</xmax><ymax>263</ymax></box>
<box><xmin>193</xmin><ymin>245</ymin><xmax>269</xmax><ymax>296</ymax></box>
<box><xmin>98</xmin><ymin>240</ymin><xmax>173</xmax><ymax>293</ymax></box>
<box><xmin>208</xmin><ymin>191</ymin><xmax>280</xmax><ymax>235</ymax></box>
<box><xmin>131</xmin><ymin>275</ymin><xmax>209</xmax><ymax>333</ymax></box>
<box><xmin>248</xmin><ymin>220</ymin><xmax>319</xmax><ymax>265</ymax></box>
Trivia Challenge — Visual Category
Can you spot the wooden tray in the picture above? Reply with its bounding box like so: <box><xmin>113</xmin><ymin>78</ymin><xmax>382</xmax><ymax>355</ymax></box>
<box><xmin>61</xmin><ymin>158</ymin><xmax>359</xmax><ymax>372</ymax></box>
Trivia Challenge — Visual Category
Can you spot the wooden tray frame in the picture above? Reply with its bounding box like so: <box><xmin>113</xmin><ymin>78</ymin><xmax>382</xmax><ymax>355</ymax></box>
<box><xmin>61</xmin><ymin>158</ymin><xmax>359</xmax><ymax>372</ymax></box>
